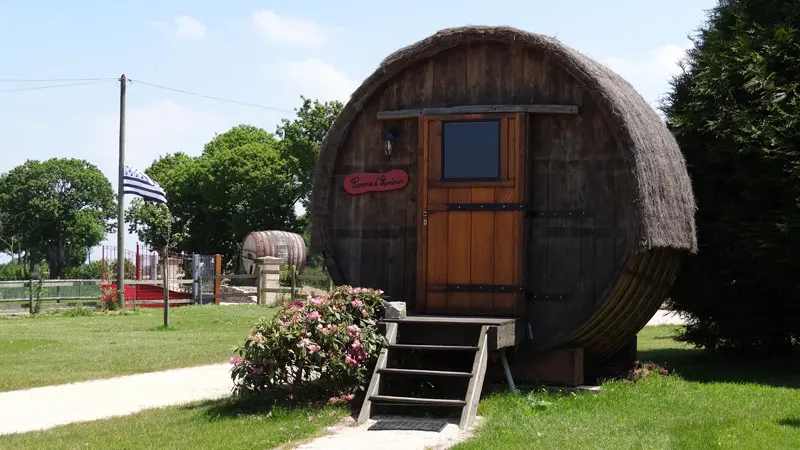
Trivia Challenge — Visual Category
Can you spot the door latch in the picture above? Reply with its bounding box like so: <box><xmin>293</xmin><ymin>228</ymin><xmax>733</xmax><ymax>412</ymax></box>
<box><xmin>422</xmin><ymin>211</ymin><xmax>428</xmax><ymax>226</ymax></box>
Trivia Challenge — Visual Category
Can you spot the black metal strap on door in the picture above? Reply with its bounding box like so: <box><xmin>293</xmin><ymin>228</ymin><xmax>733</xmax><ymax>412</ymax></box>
<box><xmin>525</xmin><ymin>210</ymin><xmax>595</xmax><ymax>219</ymax></box>
<box><xmin>429</xmin><ymin>284</ymin><xmax>524</xmax><ymax>293</ymax></box>
<box><xmin>445</xmin><ymin>203</ymin><xmax>525</xmax><ymax>211</ymax></box>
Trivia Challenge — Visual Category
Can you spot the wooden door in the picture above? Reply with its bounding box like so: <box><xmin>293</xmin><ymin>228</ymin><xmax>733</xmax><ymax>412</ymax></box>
<box><xmin>416</xmin><ymin>113</ymin><xmax>526</xmax><ymax>317</ymax></box>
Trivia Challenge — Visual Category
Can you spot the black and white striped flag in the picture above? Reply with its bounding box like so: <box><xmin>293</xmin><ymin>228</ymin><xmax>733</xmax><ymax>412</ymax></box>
<box><xmin>123</xmin><ymin>165</ymin><xmax>167</xmax><ymax>204</ymax></box>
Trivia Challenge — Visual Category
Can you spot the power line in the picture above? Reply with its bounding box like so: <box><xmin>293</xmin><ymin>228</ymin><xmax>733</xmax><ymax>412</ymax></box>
<box><xmin>129</xmin><ymin>78</ymin><xmax>293</xmax><ymax>113</ymax></box>
<box><xmin>0</xmin><ymin>77</ymin><xmax>117</xmax><ymax>83</ymax></box>
<box><xmin>0</xmin><ymin>75</ymin><xmax>295</xmax><ymax>114</ymax></box>
<box><xmin>0</xmin><ymin>79</ymin><xmax>113</xmax><ymax>93</ymax></box>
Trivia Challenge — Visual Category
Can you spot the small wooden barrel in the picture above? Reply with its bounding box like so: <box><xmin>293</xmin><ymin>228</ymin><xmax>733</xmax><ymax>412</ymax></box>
<box><xmin>240</xmin><ymin>230</ymin><xmax>307</xmax><ymax>275</ymax></box>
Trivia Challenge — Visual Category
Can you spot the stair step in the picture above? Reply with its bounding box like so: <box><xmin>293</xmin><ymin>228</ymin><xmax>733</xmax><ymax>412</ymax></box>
<box><xmin>388</xmin><ymin>344</ymin><xmax>478</xmax><ymax>351</ymax></box>
<box><xmin>378</xmin><ymin>368</ymin><xmax>473</xmax><ymax>378</ymax></box>
<box><xmin>370</xmin><ymin>395</ymin><xmax>467</xmax><ymax>407</ymax></box>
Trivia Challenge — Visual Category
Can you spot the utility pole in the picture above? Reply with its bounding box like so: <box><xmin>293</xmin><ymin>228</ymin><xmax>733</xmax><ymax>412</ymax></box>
<box><xmin>116</xmin><ymin>74</ymin><xmax>127</xmax><ymax>309</ymax></box>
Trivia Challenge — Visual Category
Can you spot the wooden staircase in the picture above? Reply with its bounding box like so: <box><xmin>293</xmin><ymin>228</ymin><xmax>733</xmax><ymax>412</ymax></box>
<box><xmin>358</xmin><ymin>316</ymin><xmax>521</xmax><ymax>430</ymax></box>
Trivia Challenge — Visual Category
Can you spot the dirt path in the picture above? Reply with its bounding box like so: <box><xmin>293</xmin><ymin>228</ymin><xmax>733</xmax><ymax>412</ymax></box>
<box><xmin>0</xmin><ymin>363</ymin><xmax>232</xmax><ymax>436</ymax></box>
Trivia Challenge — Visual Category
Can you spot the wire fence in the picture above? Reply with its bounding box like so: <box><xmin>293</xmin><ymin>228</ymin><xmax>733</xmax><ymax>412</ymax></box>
<box><xmin>0</xmin><ymin>280</ymin><xmax>102</xmax><ymax>301</ymax></box>
<box><xmin>0</xmin><ymin>244</ymin><xmax>332</xmax><ymax>313</ymax></box>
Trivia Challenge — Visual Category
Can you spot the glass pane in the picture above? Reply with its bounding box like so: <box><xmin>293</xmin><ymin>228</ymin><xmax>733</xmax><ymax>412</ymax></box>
<box><xmin>442</xmin><ymin>120</ymin><xmax>500</xmax><ymax>180</ymax></box>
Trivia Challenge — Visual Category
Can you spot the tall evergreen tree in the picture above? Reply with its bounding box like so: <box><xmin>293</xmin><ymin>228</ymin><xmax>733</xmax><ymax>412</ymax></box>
<box><xmin>662</xmin><ymin>0</ymin><xmax>800</xmax><ymax>354</ymax></box>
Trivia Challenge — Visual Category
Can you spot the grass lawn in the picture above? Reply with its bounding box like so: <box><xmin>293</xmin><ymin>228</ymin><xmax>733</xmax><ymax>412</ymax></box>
<box><xmin>0</xmin><ymin>397</ymin><xmax>348</xmax><ymax>450</ymax></box>
<box><xmin>456</xmin><ymin>325</ymin><xmax>800</xmax><ymax>450</ymax></box>
<box><xmin>0</xmin><ymin>305</ymin><xmax>274</xmax><ymax>392</ymax></box>
<box><xmin>2</xmin><ymin>324</ymin><xmax>798</xmax><ymax>449</ymax></box>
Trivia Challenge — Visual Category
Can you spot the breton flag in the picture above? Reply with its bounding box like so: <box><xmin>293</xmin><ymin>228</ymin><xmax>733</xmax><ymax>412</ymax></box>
<box><xmin>123</xmin><ymin>165</ymin><xmax>167</xmax><ymax>204</ymax></box>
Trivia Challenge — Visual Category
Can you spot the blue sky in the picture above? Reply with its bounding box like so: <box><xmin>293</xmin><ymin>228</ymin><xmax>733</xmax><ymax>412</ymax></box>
<box><xmin>0</xmin><ymin>0</ymin><xmax>717</xmax><ymax>263</ymax></box>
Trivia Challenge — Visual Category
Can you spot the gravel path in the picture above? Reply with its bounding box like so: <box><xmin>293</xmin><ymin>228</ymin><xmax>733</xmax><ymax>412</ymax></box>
<box><xmin>647</xmin><ymin>309</ymin><xmax>688</xmax><ymax>326</ymax></box>
<box><xmin>288</xmin><ymin>417</ymin><xmax>480</xmax><ymax>450</ymax></box>
<box><xmin>0</xmin><ymin>363</ymin><xmax>232</xmax><ymax>436</ymax></box>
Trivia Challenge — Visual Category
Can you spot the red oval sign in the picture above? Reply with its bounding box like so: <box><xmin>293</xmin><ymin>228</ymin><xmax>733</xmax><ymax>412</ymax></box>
<box><xmin>343</xmin><ymin>169</ymin><xmax>409</xmax><ymax>195</ymax></box>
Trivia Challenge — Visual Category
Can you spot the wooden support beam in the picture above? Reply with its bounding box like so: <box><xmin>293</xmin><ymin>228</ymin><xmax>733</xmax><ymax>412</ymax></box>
<box><xmin>460</xmin><ymin>325</ymin><xmax>489</xmax><ymax>430</ymax></box>
<box><xmin>357</xmin><ymin>322</ymin><xmax>398</xmax><ymax>425</ymax></box>
<box><xmin>377</xmin><ymin>104</ymin><xmax>579</xmax><ymax>120</ymax></box>
<box><xmin>213</xmin><ymin>254</ymin><xmax>222</xmax><ymax>305</ymax></box>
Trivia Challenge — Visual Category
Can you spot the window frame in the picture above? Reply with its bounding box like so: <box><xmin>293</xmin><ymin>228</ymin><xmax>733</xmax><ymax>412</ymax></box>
<box><xmin>426</xmin><ymin>113</ymin><xmax>517</xmax><ymax>188</ymax></box>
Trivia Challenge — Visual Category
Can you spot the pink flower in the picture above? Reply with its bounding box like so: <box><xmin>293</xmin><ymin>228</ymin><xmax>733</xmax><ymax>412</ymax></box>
<box><xmin>345</xmin><ymin>355</ymin><xmax>358</xmax><ymax>367</ymax></box>
<box><xmin>228</xmin><ymin>356</ymin><xmax>242</xmax><ymax>365</ymax></box>
<box><xmin>310</xmin><ymin>296</ymin><xmax>324</xmax><ymax>306</ymax></box>
<box><xmin>375</xmin><ymin>289</ymin><xmax>384</xmax><ymax>295</ymax></box>
<box><xmin>308</xmin><ymin>344</ymin><xmax>321</xmax><ymax>354</ymax></box>
<box><xmin>351</xmin><ymin>299</ymin><xmax>364</xmax><ymax>308</ymax></box>
<box><xmin>250</xmin><ymin>332</ymin><xmax>264</xmax><ymax>344</ymax></box>
<box><xmin>351</xmin><ymin>338</ymin><xmax>362</xmax><ymax>349</ymax></box>
<box><xmin>346</xmin><ymin>324</ymin><xmax>361</xmax><ymax>337</ymax></box>
<box><xmin>294</xmin><ymin>300</ymin><xmax>304</xmax><ymax>307</ymax></box>
<box><xmin>345</xmin><ymin>393</ymin><xmax>355</xmax><ymax>401</ymax></box>
<box><xmin>316</xmin><ymin>323</ymin><xmax>324</xmax><ymax>330</ymax></box>
<box><xmin>307</xmin><ymin>311</ymin><xmax>321</xmax><ymax>321</ymax></box>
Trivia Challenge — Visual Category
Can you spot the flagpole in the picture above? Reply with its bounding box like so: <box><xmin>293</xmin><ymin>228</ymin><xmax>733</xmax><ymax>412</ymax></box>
<box><xmin>116</xmin><ymin>73</ymin><xmax>127</xmax><ymax>309</ymax></box>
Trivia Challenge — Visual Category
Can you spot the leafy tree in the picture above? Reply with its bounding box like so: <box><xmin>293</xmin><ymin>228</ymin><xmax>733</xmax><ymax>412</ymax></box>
<box><xmin>0</xmin><ymin>158</ymin><xmax>116</xmax><ymax>279</ymax></box>
<box><xmin>0</xmin><ymin>262</ymin><xmax>26</xmax><ymax>281</ymax></box>
<box><xmin>662</xmin><ymin>0</ymin><xmax>800</xmax><ymax>355</ymax></box>
<box><xmin>125</xmin><ymin>199</ymin><xmax>188</xmax><ymax>256</ymax></box>
<box><xmin>276</xmin><ymin>97</ymin><xmax>343</xmax><ymax>210</ymax></box>
<box><xmin>203</xmin><ymin>125</ymin><xmax>278</xmax><ymax>156</ymax></box>
<box><xmin>126</xmin><ymin>97</ymin><xmax>342</xmax><ymax>268</ymax></box>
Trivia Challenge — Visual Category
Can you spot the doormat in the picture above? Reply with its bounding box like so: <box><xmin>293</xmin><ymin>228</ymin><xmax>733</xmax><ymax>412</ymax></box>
<box><xmin>368</xmin><ymin>418</ymin><xmax>448</xmax><ymax>432</ymax></box>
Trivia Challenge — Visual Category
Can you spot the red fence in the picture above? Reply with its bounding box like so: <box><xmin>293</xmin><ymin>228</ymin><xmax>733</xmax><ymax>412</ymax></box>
<box><xmin>99</xmin><ymin>244</ymin><xmax>196</xmax><ymax>308</ymax></box>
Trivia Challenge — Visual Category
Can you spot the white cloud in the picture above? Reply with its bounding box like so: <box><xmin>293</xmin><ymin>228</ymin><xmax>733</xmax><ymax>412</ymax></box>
<box><xmin>269</xmin><ymin>59</ymin><xmax>357</xmax><ymax>103</ymax></box>
<box><xmin>600</xmin><ymin>41</ymin><xmax>692</xmax><ymax>109</ymax></box>
<box><xmin>251</xmin><ymin>10</ymin><xmax>339</xmax><ymax>48</ymax></box>
<box><xmin>152</xmin><ymin>15</ymin><xmax>206</xmax><ymax>40</ymax></box>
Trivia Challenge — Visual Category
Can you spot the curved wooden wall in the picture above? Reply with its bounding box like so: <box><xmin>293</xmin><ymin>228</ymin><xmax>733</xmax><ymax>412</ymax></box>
<box><xmin>319</xmin><ymin>41</ymin><xmax>681</xmax><ymax>359</ymax></box>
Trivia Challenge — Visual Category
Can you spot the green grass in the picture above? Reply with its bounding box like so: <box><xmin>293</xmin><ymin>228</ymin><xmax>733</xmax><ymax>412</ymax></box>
<box><xmin>0</xmin><ymin>305</ymin><xmax>275</xmax><ymax>392</ymax></box>
<box><xmin>2</xmin><ymin>323</ymin><xmax>798</xmax><ymax>449</ymax></box>
<box><xmin>0</xmin><ymin>397</ymin><xmax>348</xmax><ymax>450</ymax></box>
<box><xmin>455</xmin><ymin>325</ymin><xmax>800</xmax><ymax>450</ymax></box>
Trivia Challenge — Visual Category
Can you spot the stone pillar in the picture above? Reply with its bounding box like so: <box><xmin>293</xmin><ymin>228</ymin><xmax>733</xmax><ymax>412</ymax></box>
<box><xmin>255</xmin><ymin>256</ymin><xmax>284</xmax><ymax>307</ymax></box>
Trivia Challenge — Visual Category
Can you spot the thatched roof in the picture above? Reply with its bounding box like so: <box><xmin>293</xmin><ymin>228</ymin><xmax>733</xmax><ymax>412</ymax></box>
<box><xmin>311</xmin><ymin>25</ymin><xmax>697</xmax><ymax>254</ymax></box>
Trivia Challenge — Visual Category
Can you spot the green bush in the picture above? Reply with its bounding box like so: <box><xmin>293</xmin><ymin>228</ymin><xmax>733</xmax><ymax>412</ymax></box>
<box><xmin>662</xmin><ymin>0</ymin><xmax>800</xmax><ymax>354</ymax></box>
<box><xmin>230</xmin><ymin>285</ymin><xmax>386</xmax><ymax>403</ymax></box>
<box><xmin>62</xmin><ymin>259</ymin><xmax>135</xmax><ymax>280</ymax></box>
<box><xmin>0</xmin><ymin>262</ymin><xmax>26</xmax><ymax>281</ymax></box>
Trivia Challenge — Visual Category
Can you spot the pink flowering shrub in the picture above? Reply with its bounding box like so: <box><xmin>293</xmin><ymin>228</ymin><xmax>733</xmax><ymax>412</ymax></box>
<box><xmin>230</xmin><ymin>285</ymin><xmax>387</xmax><ymax>402</ymax></box>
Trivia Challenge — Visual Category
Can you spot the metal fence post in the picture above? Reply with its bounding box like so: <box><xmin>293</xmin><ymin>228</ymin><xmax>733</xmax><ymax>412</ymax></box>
<box><xmin>192</xmin><ymin>253</ymin><xmax>200</xmax><ymax>304</ymax></box>
<box><xmin>290</xmin><ymin>266</ymin><xmax>297</xmax><ymax>300</ymax></box>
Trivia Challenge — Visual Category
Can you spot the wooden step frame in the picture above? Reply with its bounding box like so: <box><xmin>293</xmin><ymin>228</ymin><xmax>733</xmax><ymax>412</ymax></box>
<box><xmin>460</xmin><ymin>325</ymin><xmax>489</xmax><ymax>429</ymax></box>
<box><xmin>357</xmin><ymin>322</ymin><xmax>398</xmax><ymax>424</ymax></box>
<box><xmin>357</xmin><ymin>322</ymin><xmax>490</xmax><ymax>430</ymax></box>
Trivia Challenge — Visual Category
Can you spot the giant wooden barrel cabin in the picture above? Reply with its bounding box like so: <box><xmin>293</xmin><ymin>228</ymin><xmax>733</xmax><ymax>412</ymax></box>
<box><xmin>310</xmin><ymin>26</ymin><xmax>697</xmax><ymax>380</ymax></box>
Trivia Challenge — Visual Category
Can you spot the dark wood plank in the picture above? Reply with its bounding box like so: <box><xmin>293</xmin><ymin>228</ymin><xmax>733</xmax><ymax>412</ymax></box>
<box><xmin>444</xmin><ymin>46</ymin><xmax>468</xmax><ymax>105</ymax></box>
<box><xmin>377</xmin><ymin>104</ymin><xmax>579</xmax><ymax>119</ymax></box>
